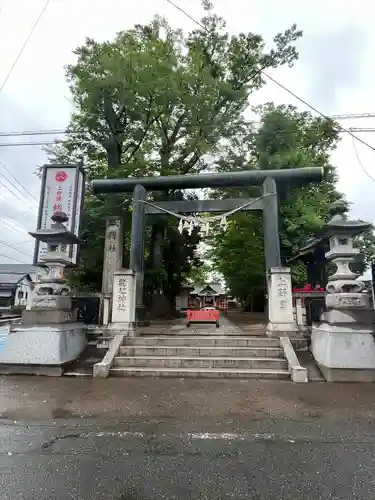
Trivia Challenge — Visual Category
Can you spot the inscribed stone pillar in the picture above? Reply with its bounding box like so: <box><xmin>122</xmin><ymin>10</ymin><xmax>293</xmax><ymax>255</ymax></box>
<box><xmin>102</xmin><ymin>217</ymin><xmax>123</xmax><ymax>295</ymax></box>
<box><xmin>266</xmin><ymin>267</ymin><xmax>298</xmax><ymax>337</ymax></box>
<box><xmin>111</xmin><ymin>270</ymin><xmax>136</xmax><ymax>334</ymax></box>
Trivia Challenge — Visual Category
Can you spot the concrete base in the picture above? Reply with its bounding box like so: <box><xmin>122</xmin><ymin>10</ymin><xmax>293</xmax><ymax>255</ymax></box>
<box><xmin>0</xmin><ymin>364</ymin><xmax>63</xmax><ymax>376</ymax></box>
<box><xmin>109</xmin><ymin>307</ymin><xmax>150</xmax><ymax>335</ymax></box>
<box><xmin>279</xmin><ymin>337</ymin><xmax>308</xmax><ymax>383</ymax></box>
<box><xmin>22</xmin><ymin>308</ymin><xmax>78</xmax><ymax>324</ymax></box>
<box><xmin>109</xmin><ymin>322</ymin><xmax>136</xmax><ymax>336</ymax></box>
<box><xmin>93</xmin><ymin>334</ymin><xmax>124</xmax><ymax>378</ymax></box>
<box><xmin>318</xmin><ymin>363</ymin><xmax>375</xmax><ymax>382</ymax></box>
<box><xmin>311</xmin><ymin>322</ymin><xmax>375</xmax><ymax>382</ymax></box>
<box><xmin>31</xmin><ymin>295</ymin><xmax>72</xmax><ymax>310</ymax></box>
<box><xmin>0</xmin><ymin>323</ymin><xmax>86</xmax><ymax>365</ymax></box>
<box><xmin>266</xmin><ymin>321</ymin><xmax>299</xmax><ymax>337</ymax></box>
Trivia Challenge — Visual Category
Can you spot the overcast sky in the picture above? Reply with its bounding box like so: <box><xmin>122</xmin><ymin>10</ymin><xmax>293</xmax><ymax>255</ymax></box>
<box><xmin>0</xmin><ymin>0</ymin><xmax>374</xmax><ymax>272</ymax></box>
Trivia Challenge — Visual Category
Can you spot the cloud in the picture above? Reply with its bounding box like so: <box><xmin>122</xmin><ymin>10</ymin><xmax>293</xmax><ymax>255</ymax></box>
<box><xmin>302</xmin><ymin>25</ymin><xmax>367</xmax><ymax>112</ymax></box>
<box><xmin>0</xmin><ymin>0</ymin><xmax>375</xmax><ymax>266</ymax></box>
<box><xmin>0</xmin><ymin>95</ymin><xmax>43</xmax><ymax>262</ymax></box>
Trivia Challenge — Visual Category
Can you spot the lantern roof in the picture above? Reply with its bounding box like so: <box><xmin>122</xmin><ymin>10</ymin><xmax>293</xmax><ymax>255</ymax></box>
<box><xmin>29</xmin><ymin>212</ymin><xmax>80</xmax><ymax>245</ymax></box>
<box><xmin>317</xmin><ymin>213</ymin><xmax>371</xmax><ymax>238</ymax></box>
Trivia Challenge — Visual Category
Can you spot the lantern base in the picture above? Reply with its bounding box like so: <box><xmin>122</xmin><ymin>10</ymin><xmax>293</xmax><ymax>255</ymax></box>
<box><xmin>317</xmin><ymin>363</ymin><xmax>375</xmax><ymax>383</ymax></box>
<box><xmin>0</xmin><ymin>323</ymin><xmax>86</xmax><ymax>368</ymax></box>
<box><xmin>311</xmin><ymin>322</ymin><xmax>375</xmax><ymax>382</ymax></box>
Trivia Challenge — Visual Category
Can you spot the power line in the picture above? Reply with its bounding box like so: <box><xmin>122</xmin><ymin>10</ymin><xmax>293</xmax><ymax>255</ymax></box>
<box><xmin>0</xmin><ymin>0</ymin><xmax>51</xmax><ymax>94</ymax></box>
<box><xmin>2</xmin><ymin>128</ymin><xmax>375</xmax><ymax>148</ymax></box>
<box><xmin>0</xmin><ymin>177</ymin><xmax>38</xmax><ymax>213</ymax></box>
<box><xmin>0</xmin><ymin>160</ymin><xmax>38</xmax><ymax>203</ymax></box>
<box><xmin>0</xmin><ymin>219</ymin><xmax>29</xmax><ymax>236</ymax></box>
<box><xmin>164</xmin><ymin>0</ymin><xmax>375</xmax><ymax>175</ymax></box>
<box><xmin>0</xmin><ymin>238</ymin><xmax>33</xmax><ymax>247</ymax></box>
<box><xmin>0</xmin><ymin>140</ymin><xmax>60</xmax><ymax>147</ymax></box>
<box><xmin>0</xmin><ymin>129</ymin><xmax>67</xmax><ymax>137</ymax></box>
<box><xmin>0</xmin><ymin>206</ymin><xmax>33</xmax><ymax>232</ymax></box>
<box><xmin>0</xmin><ymin>113</ymin><xmax>375</xmax><ymax>138</ymax></box>
<box><xmin>0</xmin><ymin>238</ymin><xmax>33</xmax><ymax>258</ymax></box>
<box><xmin>165</xmin><ymin>0</ymin><xmax>204</xmax><ymax>28</ymax></box>
<box><xmin>351</xmin><ymin>136</ymin><xmax>375</xmax><ymax>183</ymax></box>
<box><xmin>0</xmin><ymin>211</ymin><xmax>31</xmax><ymax>236</ymax></box>
<box><xmin>0</xmin><ymin>251</ymin><xmax>29</xmax><ymax>264</ymax></box>
<box><xmin>262</xmin><ymin>73</ymin><xmax>375</xmax><ymax>154</ymax></box>
<box><xmin>331</xmin><ymin>113</ymin><xmax>375</xmax><ymax>120</ymax></box>
<box><xmin>0</xmin><ymin>175</ymin><xmax>38</xmax><ymax>211</ymax></box>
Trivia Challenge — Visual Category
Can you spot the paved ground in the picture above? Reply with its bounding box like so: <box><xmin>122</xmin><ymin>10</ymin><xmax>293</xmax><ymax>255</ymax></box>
<box><xmin>1</xmin><ymin>376</ymin><xmax>375</xmax><ymax>498</ymax></box>
<box><xmin>167</xmin><ymin>314</ymin><xmax>243</xmax><ymax>335</ymax></box>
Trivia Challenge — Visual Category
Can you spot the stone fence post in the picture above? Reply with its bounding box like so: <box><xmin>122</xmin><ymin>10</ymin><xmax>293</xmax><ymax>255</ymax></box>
<box><xmin>110</xmin><ymin>269</ymin><xmax>136</xmax><ymax>335</ymax></box>
<box><xmin>266</xmin><ymin>267</ymin><xmax>298</xmax><ymax>337</ymax></box>
<box><xmin>101</xmin><ymin>217</ymin><xmax>123</xmax><ymax>325</ymax></box>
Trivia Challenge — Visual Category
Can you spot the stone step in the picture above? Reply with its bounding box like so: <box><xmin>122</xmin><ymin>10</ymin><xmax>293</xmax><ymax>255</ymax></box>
<box><xmin>180</xmin><ymin>330</ymin><xmax>249</xmax><ymax>336</ymax></box>
<box><xmin>109</xmin><ymin>366</ymin><xmax>290</xmax><ymax>379</ymax></box>
<box><xmin>119</xmin><ymin>345</ymin><xmax>284</xmax><ymax>358</ymax></box>
<box><xmin>125</xmin><ymin>336</ymin><xmax>280</xmax><ymax>347</ymax></box>
<box><xmin>113</xmin><ymin>356</ymin><xmax>288</xmax><ymax>370</ymax></box>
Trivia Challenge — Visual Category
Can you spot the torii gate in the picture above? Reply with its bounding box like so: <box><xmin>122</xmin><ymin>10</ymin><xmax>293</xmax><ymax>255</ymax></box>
<box><xmin>92</xmin><ymin>167</ymin><xmax>324</xmax><ymax>326</ymax></box>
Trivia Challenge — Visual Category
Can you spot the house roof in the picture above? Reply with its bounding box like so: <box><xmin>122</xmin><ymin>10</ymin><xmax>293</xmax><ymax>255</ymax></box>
<box><xmin>0</xmin><ymin>273</ymin><xmax>31</xmax><ymax>286</ymax></box>
<box><xmin>191</xmin><ymin>282</ymin><xmax>225</xmax><ymax>295</ymax></box>
<box><xmin>0</xmin><ymin>264</ymin><xmax>41</xmax><ymax>288</ymax></box>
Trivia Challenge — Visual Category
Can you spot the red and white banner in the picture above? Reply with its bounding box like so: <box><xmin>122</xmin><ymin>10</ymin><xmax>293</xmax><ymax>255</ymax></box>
<box><xmin>34</xmin><ymin>165</ymin><xmax>85</xmax><ymax>266</ymax></box>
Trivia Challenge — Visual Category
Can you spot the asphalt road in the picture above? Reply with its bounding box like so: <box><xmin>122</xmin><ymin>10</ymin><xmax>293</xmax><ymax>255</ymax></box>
<box><xmin>1</xmin><ymin>376</ymin><xmax>375</xmax><ymax>499</ymax></box>
<box><xmin>1</xmin><ymin>417</ymin><xmax>375</xmax><ymax>499</ymax></box>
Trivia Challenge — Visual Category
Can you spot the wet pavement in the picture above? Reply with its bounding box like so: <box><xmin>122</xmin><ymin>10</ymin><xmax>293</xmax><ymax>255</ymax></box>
<box><xmin>1</xmin><ymin>376</ymin><xmax>375</xmax><ymax>498</ymax></box>
<box><xmin>0</xmin><ymin>326</ymin><xmax>9</xmax><ymax>353</ymax></box>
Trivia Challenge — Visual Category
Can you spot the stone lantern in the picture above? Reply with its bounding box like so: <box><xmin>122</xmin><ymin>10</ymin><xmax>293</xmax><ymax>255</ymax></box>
<box><xmin>311</xmin><ymin>201</ymin><xmax>375</xmax><ymax>381</ymax></box>
<box><xmin>28</xmin><ymin>211</ymin><xmax>79</xmax><ymax>309</ymax></box>
<box><xmin>0</xmin><ymin>212</ymin><xmax>87</xmax><ymax>375</ymax></box>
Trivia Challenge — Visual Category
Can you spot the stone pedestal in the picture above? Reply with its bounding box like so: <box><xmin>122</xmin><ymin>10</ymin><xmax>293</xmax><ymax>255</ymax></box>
<box><xmin>311</xmin><ymin>295</ymin><xmax>375</xmax><ymax>381</ymax></box>
<box><xmin>0</xmin><ymin>297</ymin><xmax>86</xmax><ymax>374</ymax></box>
<box><xmin>110</xmin><ymin>269</ymin><xmax>137</xmax><ymax>335</ymax></box>
<box><xmin>0</xmin><ymin>211</ymin><xmax>87</xmax><ymax>374</ymax></box>
<box><xmin>312</xmin><ymin>325</ymin><xmax>375</xmax><ymax>382</ymax></box>
<box><xmin>310</xmin><ymin>203</ymin><xmax>375</xmax><ymax>382</ymax></box>
<box><xmin>0</xmin><ymin>323</ymin><xmax>86</xmax><ymax>370</ymax></box>
<box><xmin>266</xmin><ymin>267</ymin><xmax>298</xmax><ymax>337</ymax></box>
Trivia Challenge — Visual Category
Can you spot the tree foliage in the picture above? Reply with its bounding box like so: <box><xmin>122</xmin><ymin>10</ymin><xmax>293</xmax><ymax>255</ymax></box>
<box><xmin>209</xmin><ymin>104</ymin><xmax>354</xmax><ymax>301</ymax></box>
<box><xmin>46</xmin><ymin>3</ymin><xmax>302</xmax><ymax>304</ymax></box>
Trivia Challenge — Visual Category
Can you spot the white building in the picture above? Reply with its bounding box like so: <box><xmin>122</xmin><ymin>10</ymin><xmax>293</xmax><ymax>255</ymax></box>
<box><xmin>0</xmin><ymin>265</ymin><xmax>48</xmax><ymax>311</ymax></box>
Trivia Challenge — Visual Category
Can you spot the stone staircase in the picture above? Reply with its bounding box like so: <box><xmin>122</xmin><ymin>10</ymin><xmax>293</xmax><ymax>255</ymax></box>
<box><xmin>110</xmin><ymin>334</ymin><xmax>290</xmax><ymax>379</ymax></box>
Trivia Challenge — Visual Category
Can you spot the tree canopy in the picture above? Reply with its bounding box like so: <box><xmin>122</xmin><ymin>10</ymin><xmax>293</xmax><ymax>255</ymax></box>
<box><xmin>46</xmin><ymin>2</ymin><xmax>303</xmax><ymax>304</ymax></box>
<box><xmin>208</xmin><ymin>103</ymin><xmax>349</xmax><ymax>303</ymax></box>
<box><xmin>44</xmin><ymin>2</ymin><xmax>373</xmax><ymax>310</ymax></box>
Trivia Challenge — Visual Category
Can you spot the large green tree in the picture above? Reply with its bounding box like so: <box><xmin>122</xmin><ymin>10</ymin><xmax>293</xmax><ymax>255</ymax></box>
<box><xmin>208</xmin><ymin>104</ymin><xmax>350</xmax><ymax>304</ymax></box>
<box><xmin>46</xmin><ymin>3</ymin><xmax>302</xmax><ymax>305</ymax></box>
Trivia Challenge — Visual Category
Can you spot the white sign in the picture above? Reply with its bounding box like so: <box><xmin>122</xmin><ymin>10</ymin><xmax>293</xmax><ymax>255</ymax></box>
<box><xmin>112</xmin><ymin>271</ymin><xmax>136</xmax><ymax>325</ymax></box>
<box><xmin>34</xmin><ymin>165</ymin><xmax>85</xmax><ymax>266</ymax></box>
